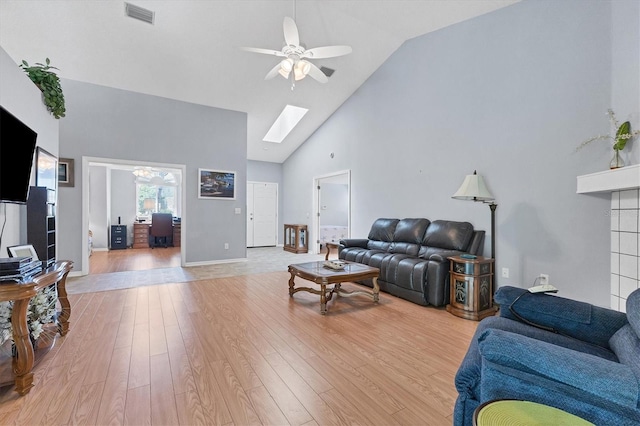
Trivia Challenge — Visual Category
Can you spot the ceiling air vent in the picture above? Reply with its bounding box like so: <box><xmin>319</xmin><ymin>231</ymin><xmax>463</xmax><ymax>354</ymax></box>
<box><xmin>320</xmin><ymin>66</ymin><xmax>335</xmax><ymax>78</ymax></box>
<box><xmin>125</xmin><ymin>2</ymin><xmax>155</xmax><ymax>25</ymax></box>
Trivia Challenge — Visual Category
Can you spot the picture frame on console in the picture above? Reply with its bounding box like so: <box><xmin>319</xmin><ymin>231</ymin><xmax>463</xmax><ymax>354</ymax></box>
<box><xmin>36</xmin><ymin>147</ymin><xmax>57</xmax><ymax>192</ymax></box>
<box><xmin>58</xmin><ymin>158</ymin><xmax>74</xmax><ymax>187</ymax></box>
<box><xmin>198</xmin><ymin>168</ymin><xmax>236</xmax><ymax>200</ymax></box>
<box><xmin>7</xmin><ymin>244</ymin><xmax>39</xmax><ymax>261</ymax></box>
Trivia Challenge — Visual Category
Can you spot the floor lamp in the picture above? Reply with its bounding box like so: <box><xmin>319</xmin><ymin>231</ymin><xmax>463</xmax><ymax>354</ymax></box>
<box><xmin>452</xmin><ymin>171</ymin><xmax>497</xmax><ymax>260</ymax></box>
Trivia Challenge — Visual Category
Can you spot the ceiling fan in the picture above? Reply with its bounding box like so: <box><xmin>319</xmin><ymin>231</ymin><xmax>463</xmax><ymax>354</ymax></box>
<box><xmin>241</xmin><ymin>16</ymin><xmax>352</xmax><ymax>87</ymax></box>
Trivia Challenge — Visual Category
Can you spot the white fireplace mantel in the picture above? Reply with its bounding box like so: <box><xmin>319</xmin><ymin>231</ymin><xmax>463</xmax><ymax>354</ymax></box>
<box><xmin>576</xmin><ymin>164</ymin><xmax>640</xmax><ymax>193</ymax></box>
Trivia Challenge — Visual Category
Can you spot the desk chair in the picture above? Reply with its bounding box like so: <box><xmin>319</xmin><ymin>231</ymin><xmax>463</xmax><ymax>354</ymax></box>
<box><xmin>150</xmin><ymin>213</ymin><xmax>173</xmax><ymax>248</ymax></box>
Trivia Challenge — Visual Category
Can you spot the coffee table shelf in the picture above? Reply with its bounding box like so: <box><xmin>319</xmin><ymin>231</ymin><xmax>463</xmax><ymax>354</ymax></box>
<box><xmin>288</xmin><ymin>261</ymin><xmax>380</xmax><ymax>314</ymax></box>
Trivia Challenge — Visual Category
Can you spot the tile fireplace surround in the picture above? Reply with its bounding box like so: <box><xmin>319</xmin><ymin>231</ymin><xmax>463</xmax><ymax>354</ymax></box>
<box><xmin>577</xmin><ymin>164</ymin><xmax>640</xmax><ymax>312</ymax></box>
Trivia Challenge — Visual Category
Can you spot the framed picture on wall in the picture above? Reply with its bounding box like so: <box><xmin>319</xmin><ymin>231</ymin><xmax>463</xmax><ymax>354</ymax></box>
<box><xmin>36</xmin><ymin>147</ymin><xmax>57</xmax><ymax>192</ymax></box>
<box><xmin>58</xmin><ymin>158</ymin><xmax>74</xmax><ymax>187</ymax></box>
<box><xmin>198</xmin><ymin>169</ymin><xmax>236</xmax><ymax>200</ymax></box>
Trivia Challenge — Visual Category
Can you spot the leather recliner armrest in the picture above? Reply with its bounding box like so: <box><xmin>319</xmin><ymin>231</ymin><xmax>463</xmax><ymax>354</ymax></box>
<box><xmin>428</xmin><ymin>250</ymin><xmax>463</xmax><ymax>263</ymax></box>
<box><xmin>339</xmin><ymin>238</ymin><xmax>369</xmax><ymax>248</ymax></box>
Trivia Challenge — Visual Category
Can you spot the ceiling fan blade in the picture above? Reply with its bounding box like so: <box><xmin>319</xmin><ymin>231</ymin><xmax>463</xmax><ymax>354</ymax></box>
<box><xmin>306</xmin><ymin>62</ymin><xmax>328</xmax><ymax>83</ymax></box>
<box><xmin>301</xmin><ymin>45</ymin><xmax>353</xmax><ymax>59</ymax></box>
<box><xmin>264</xmin><ymin>63</ymin><xmax>282</xmax><ymax>80</ymax></box>
<box><xmin>283</xmin><ymin>16</ymin><xmax>300</xmax><ymax>47</ymax></box>
<box><xmin>241</xmin><ymin>47</ymin><xmax>285</xmax><ymax>57</ymax></box>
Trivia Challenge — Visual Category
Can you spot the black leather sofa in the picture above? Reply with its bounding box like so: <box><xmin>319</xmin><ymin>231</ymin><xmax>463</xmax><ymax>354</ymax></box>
<box><xmin>339</xmin><ymin>218</ymin><xmax>485</xmax><ymax>307</ymax></box>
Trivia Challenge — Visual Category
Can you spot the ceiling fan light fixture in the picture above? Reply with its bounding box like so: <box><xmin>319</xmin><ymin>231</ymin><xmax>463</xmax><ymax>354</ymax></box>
<box><xmin>293</xmin><ymin>60</ymin><xmax>311</xmax><ymax>80</ymax></box>
<box><xmin>242</xmin><ymin>16</ymin><xmax>351</xmax><ymax>87</ymax></box>
<box><xmin>279</xmin><ymin>58</ymin><xmax>294</xmax><ymax>79</ymax></box>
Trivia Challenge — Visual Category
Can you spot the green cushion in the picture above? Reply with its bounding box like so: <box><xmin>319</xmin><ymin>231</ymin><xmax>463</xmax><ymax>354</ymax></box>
<box><xmin>475</xmin><ymin>400</ymin><xmax>594</xmax><ymax>426</ymax></box>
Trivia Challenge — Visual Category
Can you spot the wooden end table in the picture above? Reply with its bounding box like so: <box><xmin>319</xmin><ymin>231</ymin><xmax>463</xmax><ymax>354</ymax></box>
<box><xmin>288</xmin><ymin>261</ymin><xmax>380</xmax><ymax>314</ymax></box>
<box><xmin>324</xmin><ymin>242</ymin><xmax>339</xmax><ymax>260</ymax></box>
<box><xmin>446</xmin><ymin>255</ymin><xmax>498</xmax><ymax>321</ymax></box>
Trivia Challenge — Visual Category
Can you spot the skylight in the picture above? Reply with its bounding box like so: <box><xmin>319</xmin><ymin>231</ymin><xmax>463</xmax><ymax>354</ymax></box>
<box><xmin>263</xmin><ymin>105</ymin><xmax>308</xmax><ymax>143</ymax></box>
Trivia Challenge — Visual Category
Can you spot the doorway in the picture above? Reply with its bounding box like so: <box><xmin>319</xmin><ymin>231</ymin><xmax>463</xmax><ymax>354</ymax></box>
<box><xmin>246</xmin><ymin>181</ymin><xmax>278</xmax><ymax>247</ymax></box>
<box><xmin>81</xmin><ymin>156</ymin><xmax>187</xmax><ymax>276</ymax></box>
<box><xmin>313</xmin><ymin>171</ymin><xmax>350</xmax><ymax>254</ymax></box>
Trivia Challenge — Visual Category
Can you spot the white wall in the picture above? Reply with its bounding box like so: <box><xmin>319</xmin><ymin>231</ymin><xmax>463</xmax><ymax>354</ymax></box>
<box><xmin>88</xmin><ymin>165</ymin><xmax>108</xmax><ymax>249</ymax></box>
<box><xmin>320</xmin><ymin>183</ymin><xmax>348</xmax><ymax>226</ymax></box>
<box><xmin>282</xmin><ymin>0</ymin><xmax>637</xmax><ymax>307</ymax></box>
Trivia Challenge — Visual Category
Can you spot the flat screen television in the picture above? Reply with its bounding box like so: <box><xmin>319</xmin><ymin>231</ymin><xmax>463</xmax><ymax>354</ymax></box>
<box><xmin>0</xmin><ymin>105</ymin><xmax>38</xmax><ymax>204</ymax></box>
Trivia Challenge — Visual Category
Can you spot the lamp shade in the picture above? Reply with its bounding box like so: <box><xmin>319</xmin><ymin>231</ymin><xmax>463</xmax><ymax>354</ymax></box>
<box><xmin>452</xmin><ymin>171</ymin><xmax>494</xmax><ymax>201</ymax></box>
<box><xmin>143</xmin><ymin>198</ymin><xmax>155</xmax><ymax>210</ymax></box>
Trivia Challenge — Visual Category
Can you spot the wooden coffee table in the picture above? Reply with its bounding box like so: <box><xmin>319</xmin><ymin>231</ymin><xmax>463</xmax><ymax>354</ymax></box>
<box><xmin>288</xmin><ymin>261</ymin><xmax>380</xmax><ymax>314</ymax></box>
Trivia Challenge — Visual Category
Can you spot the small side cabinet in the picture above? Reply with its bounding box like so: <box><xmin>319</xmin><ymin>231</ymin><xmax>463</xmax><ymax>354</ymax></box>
<box><xmin>446</xmin><ymin>255</ymin><xmax>498</xmax><ymax>321</ymax></box>
<box><xmin>284</xmin><ymin>224</ymin><xmax>308</xmax><ymax>254</ymax></box>
<box><xmin>110</xmin><ymin>225</ymin><xmax>127</xmax><ymax>250</ymax></box>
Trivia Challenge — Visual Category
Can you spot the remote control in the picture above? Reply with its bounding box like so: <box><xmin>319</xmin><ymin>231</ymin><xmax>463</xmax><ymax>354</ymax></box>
<box><xmin>460</xmin><ymin>254</ymin><xmax>477</xmax><ymax>259</ymax></box>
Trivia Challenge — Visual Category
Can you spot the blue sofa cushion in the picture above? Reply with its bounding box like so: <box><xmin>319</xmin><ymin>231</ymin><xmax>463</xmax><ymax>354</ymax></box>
<box><xmin>610</xmin><ymin>324</ymin><xmax>640</xmax><ymax>386</ymax></box>
<box><xmin>479</xmin><ymin>328</ymin><xmax>639</xmax><ymax>409</ymax></box>
<box><xmin>496</xmin><ymin>286</ymin><xmax>628</xmax><ymax>349</ymax></box>
<box><xmin>627</xmin><ymin>289</ymin><xmax>640</xmax><ymax>336</ymax></box>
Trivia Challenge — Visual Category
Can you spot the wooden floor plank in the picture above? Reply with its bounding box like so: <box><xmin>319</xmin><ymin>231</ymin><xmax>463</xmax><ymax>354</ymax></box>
<box><xmin>210</xmin><ymin>360</ymin><xmax>262</xmax><ymax>426</ymax></box>
<box><xmin>95</xmin><ymin>345</ymin><xmax>132</xmax><ymax>425</ymax></box>
<box><xmin>247</xmin><ymin>385</ymin><xmax>291</xmax><ymax>426</ymax></box>
<box><xmin>0</xmin><ymin>248</ymin><xmax>480</xmax><ymax>425</ymax></box>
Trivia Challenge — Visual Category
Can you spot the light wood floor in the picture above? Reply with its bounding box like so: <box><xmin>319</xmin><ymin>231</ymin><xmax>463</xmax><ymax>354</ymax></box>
<box><xmin>0</xmin><ymin>249</ymin><xmax>478</xmax><ymax>425</ymax></box>
<box><xmin>89</xmin><ymin>247</ymin><xmax>182</xmax><ymax>274</ymax></box>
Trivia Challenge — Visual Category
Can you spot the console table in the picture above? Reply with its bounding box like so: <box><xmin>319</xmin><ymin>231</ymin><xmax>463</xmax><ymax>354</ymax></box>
<box><xmin>0</xmin><ymin>260</ymin><xmax>73</xmax><ymax>395</ymax></box>
<box><xmin>284</xmin><ymin>224</ymin><xmax>308</xmax><ymax>254</ymax></box>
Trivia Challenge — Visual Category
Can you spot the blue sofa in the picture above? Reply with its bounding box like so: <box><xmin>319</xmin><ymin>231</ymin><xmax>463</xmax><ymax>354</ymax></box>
<box><xmin>454</xmin><ymin>286</ymin><xmax>640</xmax><ymax>425</ymax></box>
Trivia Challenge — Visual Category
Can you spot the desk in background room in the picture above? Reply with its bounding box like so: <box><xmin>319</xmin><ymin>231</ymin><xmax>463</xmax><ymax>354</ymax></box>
<box><xmin>132</xmin><ymin>221</ymin><xmax>181</xmax><ymax>248</ymax></box>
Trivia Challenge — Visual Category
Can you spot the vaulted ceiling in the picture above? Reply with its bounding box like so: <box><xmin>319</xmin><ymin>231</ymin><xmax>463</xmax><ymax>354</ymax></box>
<box><xmin>0</xmin><ymin>0</ymin><xmax>519</xmax><ymax>163</ymax></box>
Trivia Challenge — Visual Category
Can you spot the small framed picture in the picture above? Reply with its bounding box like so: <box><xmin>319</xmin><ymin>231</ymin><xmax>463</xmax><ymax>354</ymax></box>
<box><xmin>198</xmin><ymin>169</ymin><xmax>236</xmax><ymax>200</ymax></box>
<box><xmin>36</xmin><ymin>147</ymin><xmax>57</xmax><ymax>191</ymax></box>
<box><xmin>7</xmin><ymin>244</ymin><xmax>39</xmax><ymax>261</ymax></box>
<box><xmin>58</xmin><ymin>158</ymin><xmax>74</xmax><ymax>187</ymax></box>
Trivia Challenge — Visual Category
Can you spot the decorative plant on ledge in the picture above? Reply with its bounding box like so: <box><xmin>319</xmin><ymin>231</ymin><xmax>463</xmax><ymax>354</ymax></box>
<box><xmin>577</xmin><ymin>109</ymin><xmax>640</xmax><ymax>169</ymax></box>
<box><xmin>19</xmin><ymin>58</ymin><xmax>66</xmax><ymax>119</ymax></box>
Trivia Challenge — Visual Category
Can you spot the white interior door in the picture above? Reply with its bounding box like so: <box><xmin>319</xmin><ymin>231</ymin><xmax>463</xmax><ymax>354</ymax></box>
<box><xmin>247</xmin><ymin>182</ymin><xmax>277</xmax><ymax>247</ymax></box>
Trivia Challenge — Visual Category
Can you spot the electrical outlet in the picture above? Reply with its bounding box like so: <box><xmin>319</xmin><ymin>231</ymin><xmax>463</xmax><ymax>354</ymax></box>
<box><xmin>502</xmin><ymin>267</ymin><xmax>509</xmax><ymax>278</ymax></box>
<box><xmin>540</xmin><ymin>274</ymin><xmax>549</xmax><ymax>285</ymax></box>
<box><xmin>224</xmin><ymin>243</ymin><xmax>229</xmax><ymax>249</ymax></box>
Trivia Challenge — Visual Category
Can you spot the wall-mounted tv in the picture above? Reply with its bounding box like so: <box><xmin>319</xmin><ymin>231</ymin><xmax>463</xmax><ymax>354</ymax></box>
<box><xmin>0</xmin><ymin>106</ymin><xmax>38</xmax><ymax>204</ymax></box>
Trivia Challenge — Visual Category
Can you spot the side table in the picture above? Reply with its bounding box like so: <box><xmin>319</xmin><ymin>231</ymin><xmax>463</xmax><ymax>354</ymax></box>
<box><xmin>446</xmin><ymin>255</ymin><xmax>498</xmax><ymax>321</ymax></box>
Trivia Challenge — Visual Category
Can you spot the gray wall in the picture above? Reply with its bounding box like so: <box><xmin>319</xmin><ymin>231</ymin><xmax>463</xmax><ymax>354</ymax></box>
<box><xmin>247</xmin><ymin>160</ymin><xmax>283</xmax><ymax>243</ymax></box>
<box><xmin>0</xmin><ymin>47</ymin><xmax>59</xmax><ymax>255</ymax></box>
<box><xmin>611</xmin><ymin>0</ymin><xmax>640</xmax><ymax>165</ymax></box>
<box><xmin>282</xmin><ymin>0</ymin><xmax>638</xmax><ymax>307</ymax></box>
<box><xmin>58</xmin><ymin>80</ymin><xmax>247</xmax><ymax>271</ymax></box>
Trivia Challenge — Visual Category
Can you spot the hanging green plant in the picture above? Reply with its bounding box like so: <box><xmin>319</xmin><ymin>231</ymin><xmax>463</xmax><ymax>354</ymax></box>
<box><xmin>19</xmin><ymin>58</ymin><xmax>66</xmax><ymax>119</ymax></box>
